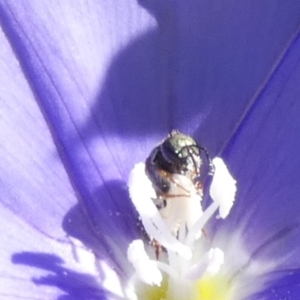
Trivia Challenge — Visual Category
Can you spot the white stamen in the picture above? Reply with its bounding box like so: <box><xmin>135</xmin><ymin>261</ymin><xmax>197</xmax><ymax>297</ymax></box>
<box><xmin>210</xmin><ymin>157</ymin><xmax>237</xmax><ymax>218</ymax></box>
<box><xmin>185</xmin><ymin>157</ymin><xmax>236</xmax><ymax>247</ymax></box>
<box><xmin>206</xmin><ymin>248</ymin><xmax>224</xmax><ymax>275</ymax></box>
<box><xmin>127</xmin><ymin>240</ymin><xmax>162</xmax><ymax>286</ymax></box>
<box><xmin>128</xmin><ymin>163</ymin><xmax>192</xmax><ymax>259</ymax></box>
<box><xmin>186</xmin><ymin>252</ymin><xmax>211</xmax><ymax>280</ymax></box>
<box><xmin>185</xmin><ymin>201</ymin><xmax>219</xmax><ymax>248</ymax></box>
<box><xmin>185</xmin><ymin>247</ymin><xmax>224</xmax><ymax>279</ymax></box>
<box><xmin>127</xmin><ymin>156</ymin><xmax>238</xmax><ymax>296</ymax></box>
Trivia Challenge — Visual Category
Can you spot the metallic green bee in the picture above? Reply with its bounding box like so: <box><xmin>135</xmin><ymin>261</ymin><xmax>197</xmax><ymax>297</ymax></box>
<box><xmin>145</xmin><ymin>130</ymin><xmax>214</xmax><ymax>209</ymax></box>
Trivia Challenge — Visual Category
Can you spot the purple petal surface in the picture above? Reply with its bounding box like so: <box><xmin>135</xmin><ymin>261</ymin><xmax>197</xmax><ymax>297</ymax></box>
<box><xmin>0</xmin><ymin>21</ymin><xmax>94</xmax><ymax>299</ymax></box>
<box><xmin>223</xmin><ymin>28</ymin><xmax>300</xmax><ymax>258</ymax></box>
<box><xmin>1</xmin><ymin>0</ymin><xmax>300</xmax><ymax>299</ymax></box>
<box><xmin>218</xmin><ymin>26</ymin><xmax>300</xmax><ymax>298</ymax></box>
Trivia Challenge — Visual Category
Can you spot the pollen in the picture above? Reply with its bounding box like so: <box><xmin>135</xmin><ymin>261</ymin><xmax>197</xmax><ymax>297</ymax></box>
<box><xmin>196</xmin><ymin>273</ymin><xmax>233</xmax><ymax>300</ymax></box>
<box><xmin>131</xmin><ymin>273</ymin><xmax>234</xmax><ymax>300</ymax></box>
<box><xmin>135</xmin><ymin>278</ymin><xmax>168</xmax><ymax>300</ymax></box>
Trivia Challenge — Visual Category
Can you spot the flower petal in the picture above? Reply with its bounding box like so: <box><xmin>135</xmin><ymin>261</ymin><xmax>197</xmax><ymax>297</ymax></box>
<box><xmin>252</xmin><ymin>269</ymin><xmax>300</xmax><ymax>299</ymax></box>
<box><xmin>0</xmin><ymin>23</ymin><xmax>101</xmax><ymax>299</ymax></box>
<box><xmin>0</xmin><ymin>1</ymin><xmax>153</xmax><ymax>260</ymax></box>
<box><xmin>221</xmin><ymin>29</ymin><xmax>300</xmax><ymax>268</ymax></box>
<box><xmin>2</xmin><ymin>1</ymin><xmax>300</xmax><ymax>298</ymax></box>
<box><xmin>164</xmin><ymin>1</ymin><xmax>300</xmax><ymax>152</ymax></box>
<box><xmin>0</xmin><ymin>24</ymin><xmax>78</xmax><ymax>232</ymax></box>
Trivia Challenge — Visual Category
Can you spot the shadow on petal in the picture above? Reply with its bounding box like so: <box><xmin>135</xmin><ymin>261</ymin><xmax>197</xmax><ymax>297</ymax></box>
<box><xmin>62</xmin><ymin>180</ymin><xmax>142</xmax><ymax>277</ymax></box>
<box><xmin>80</xmin><ymin>0</ymin><xmax>300</xmax><ymax>155</ymax></box>
<box><xmin>11</xmin><ymin>252</ymin><xmax>118</xmax><ymax>300</ymax></box>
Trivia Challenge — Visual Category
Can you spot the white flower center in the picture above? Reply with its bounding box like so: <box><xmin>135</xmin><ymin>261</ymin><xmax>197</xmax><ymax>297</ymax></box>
<box><xmin>127</xmin><ymin>157</ymin><xmax>237</xmax><ymax>299</ymax></box>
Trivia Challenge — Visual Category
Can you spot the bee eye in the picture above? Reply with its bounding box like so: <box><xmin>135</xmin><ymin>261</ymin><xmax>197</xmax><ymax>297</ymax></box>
<box><xmin>160</xmin><ymin>141</ymin><xmax>181</xmax><ymax>164</ymax></box>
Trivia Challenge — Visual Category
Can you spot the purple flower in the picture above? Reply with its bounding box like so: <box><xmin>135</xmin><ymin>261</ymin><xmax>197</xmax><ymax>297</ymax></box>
<box><xmin>1</xmin><ymin>1</ymin><xmax>300</xmax><ymax>299</ymax></box>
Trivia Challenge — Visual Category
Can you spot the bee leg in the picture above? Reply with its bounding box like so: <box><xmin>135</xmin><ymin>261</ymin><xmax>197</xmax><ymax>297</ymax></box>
<box><xmin>159</xmin><ymin>170</ymin><xmax>191</xmax><ymax>194</ymax></box>
<box><xmin>152</xmin><ymin>197</ymin><xmax>167</xmax><ymax>210</ymax></box>
<box><xmin>155</xmin><ymin>243</ymin><xmax>161</xmax><ymax>260</ymax></box>
<box><xmin>151</xmin><ymin>239</ymin><xmax>162</xmax><ymax>260</ymax></box>
<box><xmin>156</xmin><ymin>199</ymin><xmax>167</xmax><ymax>210</ymax></box>
<box><xmin>160</xmin><ymin>193</ymin><xmax>190</xmax><ymax>199</ymax></box>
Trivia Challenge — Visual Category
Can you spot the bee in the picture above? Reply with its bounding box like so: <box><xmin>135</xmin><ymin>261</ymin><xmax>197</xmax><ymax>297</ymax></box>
<box><xmin>145</xmin><ymin>130</ymin><xmax>213</xmax><ymax>258</ymax></box>
<box><xmin>145</xmin><ymin>130</ymin><xmax>214</xmax><ymax>209</ymax></box>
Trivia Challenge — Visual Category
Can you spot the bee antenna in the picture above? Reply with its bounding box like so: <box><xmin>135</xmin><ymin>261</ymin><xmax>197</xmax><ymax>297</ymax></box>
<box><xmin>198</xmin><ymin>146</ymin><xmax>215</xmax><ymax>176</ymax></box>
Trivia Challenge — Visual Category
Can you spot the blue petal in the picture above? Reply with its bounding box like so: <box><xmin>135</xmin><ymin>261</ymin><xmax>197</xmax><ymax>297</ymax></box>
<box><xmin>2</xmin><ymin>1</ymin><xmax>300</xmax><ymax>299</ymax></box>
<box><xmin>220</xmin><ymin>25</ymin><xmax>300</xmax><ymax>292</ymax></box>
<box><xmin>0</xmin><ymin>22</ymin><xmax>86</xmax><ymax>299</ymax></box>
<box><xmin>252</xmin><ymin>269</ymin><xmax>300</xmax><ymax>299</ymax></box>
